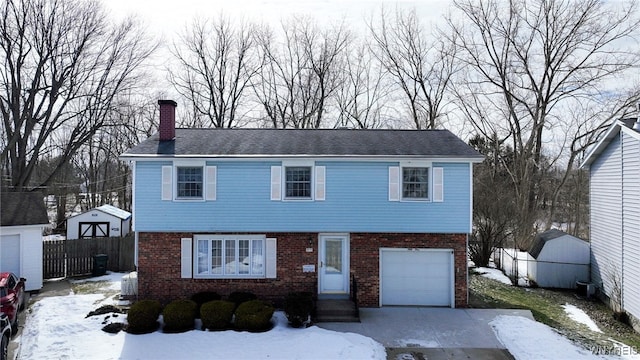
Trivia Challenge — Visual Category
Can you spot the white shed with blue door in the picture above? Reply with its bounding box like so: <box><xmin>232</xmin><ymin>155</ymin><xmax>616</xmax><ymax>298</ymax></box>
<box><xmin>66</xmin><ymin>205</ymin><xmax>131</xmax><ymax>239</ymax></box>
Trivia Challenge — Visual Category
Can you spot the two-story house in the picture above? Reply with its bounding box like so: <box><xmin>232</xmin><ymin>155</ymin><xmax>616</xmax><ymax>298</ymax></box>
<box><xmin>120</xmin><ymin>100</ymin><xmax>483</xmax><ymax>307</ymax></box>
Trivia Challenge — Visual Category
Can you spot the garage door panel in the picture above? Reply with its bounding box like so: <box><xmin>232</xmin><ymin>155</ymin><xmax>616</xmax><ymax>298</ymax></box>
<box><xmin>381</xmin><ymin>249</ymin><xmax>452</xmax><ymax>306</ymax></box>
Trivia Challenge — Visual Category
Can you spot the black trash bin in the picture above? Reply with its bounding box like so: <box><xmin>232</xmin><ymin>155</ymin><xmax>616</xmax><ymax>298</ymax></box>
<box><xmin>92</xmin><ymin>254</ymin><xmax>108</xmax><ymax>276</ymax></box>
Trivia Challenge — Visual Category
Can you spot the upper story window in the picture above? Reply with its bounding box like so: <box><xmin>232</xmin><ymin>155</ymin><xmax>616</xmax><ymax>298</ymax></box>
<box><xmin>389</xmin><ymin>163</ymin><xmax>443</xmax><ymax>202</ymax></box>
<box><xmin>285</xmin><ymin>166</ymin><xmax>312</xmax><ymax>198</ymax></box>
<box><xmin>177</xmin><ymin>166</ymin><xmax>203</xmax><ymax>198</ymax></box>
<box><xmin>271</xmin><ymin>163</ymin><xmax>325</xmax><ymax>201</ymax></box>
<box><xmin>402</xmin><ymin>167</ymin><xmax>429</xmax><ymax>199</ymax></box>
<box><xmin>161</xmin><ymin>163</ymin><xmax>216</xmax><ymax>201</ymax></box>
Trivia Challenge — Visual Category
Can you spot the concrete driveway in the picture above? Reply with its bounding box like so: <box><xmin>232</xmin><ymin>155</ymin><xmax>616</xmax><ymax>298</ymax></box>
<box><xmin>318</xmin><ymin>307</ymin><xmax>534</xmax><ymax>360</ymax></box>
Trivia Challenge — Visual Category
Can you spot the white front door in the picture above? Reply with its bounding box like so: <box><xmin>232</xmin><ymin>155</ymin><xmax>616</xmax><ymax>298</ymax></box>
<box><xmin>319</xmin><ymin>234</ymin><xmax>349</xmax><ymax>294</ymax></box>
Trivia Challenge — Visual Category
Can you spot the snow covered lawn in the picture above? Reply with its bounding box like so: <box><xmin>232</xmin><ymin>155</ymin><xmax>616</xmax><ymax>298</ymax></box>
<box><xmin>18</xmin><ymin>272</ymin><xmax>640</xmax><ymax>359</ymax></box>
<box><xmin>18</xmin><ymin>273</ymin><xmax>385</xmax><ymax>360</ymax></box>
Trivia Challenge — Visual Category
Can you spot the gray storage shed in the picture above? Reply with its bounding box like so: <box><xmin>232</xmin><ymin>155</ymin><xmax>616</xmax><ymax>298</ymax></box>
<box><xmin>527</xmin><ymin>229</ymin><xmax>590</xmax><ymax>289</ymax></box>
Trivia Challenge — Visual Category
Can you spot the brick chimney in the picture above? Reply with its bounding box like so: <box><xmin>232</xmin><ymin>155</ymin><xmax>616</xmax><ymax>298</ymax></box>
<box><xmin>158</xmin><ymin>100</ymin><xmax>177</xmax><ymax>141</ymax></box>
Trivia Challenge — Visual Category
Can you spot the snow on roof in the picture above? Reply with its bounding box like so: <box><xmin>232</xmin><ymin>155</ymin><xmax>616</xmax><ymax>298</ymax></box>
<box><xmin>96</xmin><ymin>204</ymin><xmax>131</xmax><ymax>220</ymax></box>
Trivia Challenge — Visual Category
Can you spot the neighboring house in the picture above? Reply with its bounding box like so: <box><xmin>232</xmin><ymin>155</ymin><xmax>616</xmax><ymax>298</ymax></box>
<box><xmin>66</xmin><ymin>204</ymin><xmax>131</xmax><ymax>239</ymax></box>
<box><xmin>0</xmin><ymin>192</ymin><xmax>50</xmax><ymax>291</ymax></box>
<box><xmin>120</xmin><ymin>100</ymin><xmax>484</xmax><ymax>307</ymax></box>
<box><xmin>526</xmin><ymin>229</ymin><xmax>590</xmax><ymax>289</ymax></box>
<box><xmin>582</xmin><ymin>118</ymin><xmax>640</xmax><ymax>332</ymax></box>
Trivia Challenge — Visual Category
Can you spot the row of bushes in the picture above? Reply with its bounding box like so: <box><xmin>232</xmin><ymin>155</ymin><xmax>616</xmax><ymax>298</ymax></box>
<box><xmin>127</xmin><ymin>291</ymin><xmax>282</xmax><ymax>334</ymax></box>
<box><xmin>126</xmin><ymin>291</ymin><xmax>314</xmax><ymax>334</ymax></box>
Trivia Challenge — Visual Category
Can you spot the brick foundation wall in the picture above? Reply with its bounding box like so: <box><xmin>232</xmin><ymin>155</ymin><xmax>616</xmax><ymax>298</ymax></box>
<box><xmin>137</xmin><ymin>232</ymin><xmax>468</xmax><ymax>308</ymax></box>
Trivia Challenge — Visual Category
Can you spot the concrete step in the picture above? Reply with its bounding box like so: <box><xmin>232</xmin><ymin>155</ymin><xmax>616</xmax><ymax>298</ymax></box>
<box><xmin>315</xmin><ymin>299</ymin><xmax>359</xmax><ymax>322</ymax></box>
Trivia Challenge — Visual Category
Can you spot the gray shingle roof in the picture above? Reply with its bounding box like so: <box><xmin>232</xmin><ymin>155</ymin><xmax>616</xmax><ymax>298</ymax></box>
<box><xmin>528</xmin><ymin>229</ymin><xmax>587</xmax><ymax>259</ymax></box>
<box><xmin>1</xmin><ymin>192</ymin><xmax>49</xmax><ymax>227</ymax></box>
<box><xmin>122</xmin><ymin>128</ymin><xmax>483</xmax><ymax>159</ymax></box>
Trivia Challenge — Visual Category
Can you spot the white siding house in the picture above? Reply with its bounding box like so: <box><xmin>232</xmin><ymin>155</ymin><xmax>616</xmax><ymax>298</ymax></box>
<box><xmin>66</xmin><ymin>205</ymin><xmax>131</xmax><ymax>240</ymax></box>
<box><xmin>0</xmin><ymin>192</ymin><xmax>50</xmax><ymax>291</ymax></box>
<box><xmin>527</xmin><ymin>229</ymin><xmax>590</xmax><ymax>289</ymax></box>
<box><xmin>582</xmin><ymin>118</ymin><xmax>640</xmax><ymax>332</ymax></box>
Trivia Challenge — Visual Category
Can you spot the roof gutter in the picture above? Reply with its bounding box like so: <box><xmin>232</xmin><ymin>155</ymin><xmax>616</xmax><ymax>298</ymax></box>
<box><xmin>119</xmin><ymin>154</ymin><xmax>485</xmax><ymax>163</ymax></box>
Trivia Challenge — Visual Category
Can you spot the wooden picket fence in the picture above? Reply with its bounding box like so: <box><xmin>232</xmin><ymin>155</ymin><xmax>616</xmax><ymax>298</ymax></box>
<box><xmin>43</xmin><ymin>235</ymin><xmax>135</xmax><ymax>279</ymax></box>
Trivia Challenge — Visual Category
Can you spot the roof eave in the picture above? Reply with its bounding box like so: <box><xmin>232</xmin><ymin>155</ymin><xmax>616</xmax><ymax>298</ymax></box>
<box><xmin>581</xmin><ymin>120</ymin><xmax>640</xmax><ymax>168</ymax></box>
<box><xmin>120</xmin><ymin>154</ymin><xmax>484</xmax><ymax>162</ymax></box>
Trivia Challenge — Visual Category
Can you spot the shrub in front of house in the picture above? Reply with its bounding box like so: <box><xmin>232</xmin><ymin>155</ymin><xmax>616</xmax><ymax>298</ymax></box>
<box><xmin>200</xmin><ymin>300</ymin><xmax>235</xmax><ymax>330</ymax></box>
<box><xmin>162</xmin><ymin>299</ymin><xmax>198</xmax><ymax>333</ymax></box>
<box><xmin>228</xmin><ymin>291</ymin><xmax>258</xmax><ymax>308</ymax></box>
<box><xmin>126</xmin><ymin>300</ymin><xmax>162</xmax><ymax>334</ymax></box>
<box><xmin>190</xmin><ymin>291</ymin><xmax>222</xmax><ymax>317</ymax></box>
<box><xmin>284</xmin><ymin>291</ymin><xmax>314</xmax><ymax>328</ymax></box>
<box><xmin>234</xmin><ymin>300</ymin><xmax>274</xmax><ymax>332</ymax></box>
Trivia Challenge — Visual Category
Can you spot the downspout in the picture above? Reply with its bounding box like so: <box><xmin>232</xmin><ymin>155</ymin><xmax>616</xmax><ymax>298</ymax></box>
<box><xmin>468</xmin><ymin>162</ymin><xmax>474</xmax><ymax>307</ymax></box>
<box><xmin>466</xmin><ymin>234</ymin><xmax>470</xmax><ymax>307</ymax></box>
<box><xmin>130</xmin><ymin>160</ymin><xmax>138</xmax><ymax>269</ymax></box>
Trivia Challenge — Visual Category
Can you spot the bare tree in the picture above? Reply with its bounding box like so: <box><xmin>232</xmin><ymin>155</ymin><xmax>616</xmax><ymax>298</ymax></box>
<box><xmin>447</xmin><ymin>0</ymin><xmax>640</xmax><ymax>247</ymax></box>
<box><xmin>75</xmin><ymin>93</ymin><xmax>158</xmax><ymax>212</ymax></box>
<box><xmin>170</xmin><ymin>14</ymin><xmax>258</xmax><ymax>128</ymax></box>
<box><xmin>368</xmin><ymin>6</ymin><xmax>457</xmax><ymax>129</ymax></box>
<box><xmin>334</xmin><ymin>41</ymin><xmax>391</xmax><ymax>129</ymax></box>
<box><xmin>253</xmin><ymin>17</ymin><xmax>349</xmax><ymax>128</ymax></box>
<box><xmin>0</xmin><ymin>0</ymin><xmax>156</xmax><ymax>192</ymax></box>
<box><xmin>468</xmin><ymin>134</ymin><xmax>517</xmax><ymax>267</ymax></box>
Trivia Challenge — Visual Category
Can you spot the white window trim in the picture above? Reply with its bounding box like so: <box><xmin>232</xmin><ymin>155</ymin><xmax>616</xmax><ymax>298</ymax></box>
<box><xmin>193</xmin><ymin>234</ymin><xmax>267</xmax><ymax>279</ymax></box>
<box><xmin>172</xmin><ymin>160</ymin><xmax>208</xmax><ymax>202</ymax></box>
<box><xmin>399</xmin><ymin>161</ymin><xmax>432</xmax><ymax>202</ymax></box>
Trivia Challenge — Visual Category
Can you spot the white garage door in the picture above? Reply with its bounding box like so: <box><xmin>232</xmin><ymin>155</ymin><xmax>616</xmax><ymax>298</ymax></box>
<box><xmin>380</xmin><ymin>248</ymin><xmax>453</xmax><ymax>306</ymax></box>
<box><xmin>1</xmin><ymin>235</ymin><xmax>21</xmax><ymax>274</ymax></box>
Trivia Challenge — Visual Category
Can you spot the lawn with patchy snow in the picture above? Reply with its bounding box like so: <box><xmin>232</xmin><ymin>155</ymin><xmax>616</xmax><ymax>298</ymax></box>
<box><xmin>563</xmin><ymin>303</ymin><xmax>603</xmax><ymax>333</ymax></box>
<box><xmin>475</xmin><ymin>267</ymin><xmax>512</xmax><ymax>285</ymax></box>
<box><xmin>491</xmin><ymin>316</ymin><xmax>640</xmax><ymax>360</ymax></box>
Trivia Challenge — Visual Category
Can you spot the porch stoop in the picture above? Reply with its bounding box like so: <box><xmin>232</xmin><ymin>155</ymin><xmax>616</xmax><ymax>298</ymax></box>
<box><xmin>315</xmin><ymin>299</ymin><xmax>360</xmax><ymax>322</ymax></box>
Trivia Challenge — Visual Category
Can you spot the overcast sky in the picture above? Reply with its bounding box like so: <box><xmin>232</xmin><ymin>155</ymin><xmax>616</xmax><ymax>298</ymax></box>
<box><xmin>105</xmin><ymin>0</ymin><xmax>451</xmax><ymax>36</ymax></box>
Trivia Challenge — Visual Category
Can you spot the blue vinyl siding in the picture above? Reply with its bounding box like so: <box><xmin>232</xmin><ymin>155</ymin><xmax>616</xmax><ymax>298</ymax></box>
<box><xmin>134</xmin><ymin>160</ymin><xmax>472</xmax><ymax>233</ymax></box>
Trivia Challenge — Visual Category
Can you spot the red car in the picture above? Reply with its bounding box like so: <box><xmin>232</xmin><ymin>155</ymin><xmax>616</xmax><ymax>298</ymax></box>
<box><xmin>0</xmin><ymin>273</ymin><xmax>25</xmax><ymax>329</ymax></box>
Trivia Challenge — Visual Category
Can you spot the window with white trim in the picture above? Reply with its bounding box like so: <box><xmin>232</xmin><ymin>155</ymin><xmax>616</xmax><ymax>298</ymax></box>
<box><xmin>389</xmin><ymin>164</ymin><xmax>443</xmax><ymax>202</ymax></box>
<box><xmin>270</xmin><ymin>163</ymin><xmax>325</xmax><ymax>201</ymax></box>
<box><xmin>177</xmin><ymin>166</ymin><xmax>203</xmax><ymax>198</ymax></box>
<box><xmin>162</xmin><ymin>163</ymin><xmax>216</xmax><ymax>201</ymax></box>
<box><xmin>402</xmin><ymin>167</ymin><xmax>429</xmax><ymax>199</ymax></box>
<box><xmin>285</xmin><ymin>166</ymin><xmax>311</xmax><ymax>198</ymax></box>
<box><xmin>194</xmin><ymin>235</ymin><xmax>265</xmax><ymax>277</ymax></box>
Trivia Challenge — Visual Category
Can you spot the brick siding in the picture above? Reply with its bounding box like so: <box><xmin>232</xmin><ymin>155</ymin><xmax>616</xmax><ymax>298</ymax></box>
<box><xmin>137</xmin><ymin>232</ymin><xmax>467</xmax><ymax>308</ymax></box>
